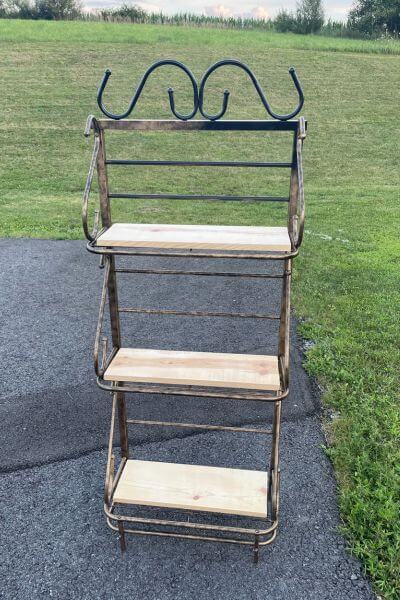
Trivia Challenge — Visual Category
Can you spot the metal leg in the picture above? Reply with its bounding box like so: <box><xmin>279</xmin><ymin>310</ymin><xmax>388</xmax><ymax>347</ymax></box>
<box><xmin>106</xmin><ymin>254</ymin><xmax>129</xmax><ymax>460</ymax></box>
<box><xmin>269</xmin><ymin>400</ymin><xmax>282</xmax><ymax>521</ymax></box>
<box><xmin>117</xmin><ymin>391</ymin><xmax>129</xmax><ymax>458</ymax></box>
<box><xmin>253</xmin><ymin>534</ymin><xmax>260</xmax><ymax>564</ymax></box>
<box><xmin>272</xmin><ymin>469</ymin><xmax>281</xmax><ymax>522</ymax></box>
<box><xmin>118</xmin><ymin>521</ymin><xmax>127</xmax><ymax>553</ymax></box>
<box><xmin>278</xmin><ymin>258</ymin><xmax>291</xmax><ymax>390</ymax></box>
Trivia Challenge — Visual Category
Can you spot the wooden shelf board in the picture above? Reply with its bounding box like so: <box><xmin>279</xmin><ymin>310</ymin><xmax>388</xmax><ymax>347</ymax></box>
<box><xmin>96</xmin><ymin>223</ymin><xmax>291</xmax><ymax>252</ymax></box>
<box><xmin>113</xmin><ymin>459</ymin><xmax>268</xmax><ymax>518</ymax></box>
<box><xmin>104</xmin><ymin>348</ymin><xmax>281</xmax><ymax>391</ymax></box>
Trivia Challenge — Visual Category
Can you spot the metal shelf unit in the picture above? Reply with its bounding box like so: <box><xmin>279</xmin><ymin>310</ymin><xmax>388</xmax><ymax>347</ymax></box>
<box><xmin>82</xmin><ymin>109</ymin><xmax>306</xmax><ymax>562</ymax></box>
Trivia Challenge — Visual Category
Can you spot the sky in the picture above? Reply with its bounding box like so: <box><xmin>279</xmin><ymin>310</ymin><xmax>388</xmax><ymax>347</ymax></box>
<box><xmin>84</xmin><ymin>0</ymin><xmax>353</xmax><ymax>21</ymax></box>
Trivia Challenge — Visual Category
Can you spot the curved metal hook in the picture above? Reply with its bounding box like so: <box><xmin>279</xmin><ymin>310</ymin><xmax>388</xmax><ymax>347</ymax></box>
<box><xmin>82</xmin><ymin>116</ymin><xmax>101</xmax><ymax>243</ymax></box>
<box><xmin>198</xmin><ymin>59</ymin><xmax>304</xmax><ymax>121</ymax></box>
<box><xmin>97</xmin><ymin>59</ymin><xmax>199</xmax><ymax>121</ymax></box>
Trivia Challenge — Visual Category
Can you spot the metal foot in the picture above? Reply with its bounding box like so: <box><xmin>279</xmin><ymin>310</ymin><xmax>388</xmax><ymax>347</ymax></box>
<box><xmin>253</xmin><ymin>534</ymin><xmax>260</xmax><ymax>564</ymax></box>
<box><xmin>118</xmin><ymin>521</ymin><xmax>126</xmax><ymax>553</ymax></box>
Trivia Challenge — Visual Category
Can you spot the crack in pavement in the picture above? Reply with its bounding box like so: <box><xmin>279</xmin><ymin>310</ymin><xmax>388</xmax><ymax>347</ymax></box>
<box><xmin>0</xmin><ymin>405</ymin><xmax>322</xmax><ymax>474</ymax></box>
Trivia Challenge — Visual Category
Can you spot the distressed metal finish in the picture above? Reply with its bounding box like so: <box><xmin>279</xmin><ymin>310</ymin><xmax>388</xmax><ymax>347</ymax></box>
<box><xmin>104</xmin><ymin>394</ymin><xmax>280</xmax><ymax>554</ymax></box>
<box><xmin>289</xmin><ymin>116</ymin><xmax>306</xmax><ymax>249</ymax></box>
<box><xmin>81</xmin><ymin>135</ymin><xmax>100</xmax><ymax>242</ymax></box>
<box><xmin>114</xmin><ymin>267</ymin><xmax>283</xmax><ymax>279</ymax></box>
<box><xmin>126</xmin><ymin>419</ymin><xmax>273</xmax><ymax>435</ymax></box>
<box><xmin>97</xmin><ymin>377</ymin><xmax>290</xmax><ymax>402</ymax></box>
<box><xmin>97</xmin><ymin>59</ymin><xmax>304</xmax><ymax>122</ymax></box>
<box><xmin>82</xmin><ymin>117</ymin><xmax>306</xmax><ymax>258</ymax></box>
<box><xmin>278</xmin><ymin>262</ymin><xmax>292</xmax><ymax>390</ymax></box>
<box><xmin>87</xmin><ymin>243</ymin><xmax>300</xmax><ymax>261</ymax></box>
<box><xmin>118</xmin><ymin>307</ymin><xmax>280</xmax><ymax>320</ymax></box>
<box><xmin>82</xmin><ymin>76</ymin><xmax>306</xmax><ymax>561</ymax></box>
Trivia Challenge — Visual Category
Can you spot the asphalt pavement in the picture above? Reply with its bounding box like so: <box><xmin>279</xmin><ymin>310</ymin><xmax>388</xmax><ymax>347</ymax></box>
<box><xmin>0</xmin><ymin>238</ymin><xmax>375</xmax><ymax>600</ymax></box>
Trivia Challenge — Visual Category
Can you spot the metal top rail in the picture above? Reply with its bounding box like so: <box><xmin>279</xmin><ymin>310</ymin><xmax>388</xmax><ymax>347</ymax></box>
<box><xmin>106</xmin><ymin>159</ymin><xmax>293</xmax><ymax>168</ymax></box>
<box><xmin>95</xmin><ymin>118</ymin><xmax>304</xmax><ymax>132</ymax></box>
<box><xmin>96</xmin><ymin>59</ymin><xmax>304</xmax><ymax>122</ymax></box>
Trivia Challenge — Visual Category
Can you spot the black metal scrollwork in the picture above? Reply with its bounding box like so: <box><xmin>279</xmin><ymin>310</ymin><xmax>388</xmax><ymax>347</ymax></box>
<box><xmin>198</xmin><ymin>59</ymin><xmax>304</xmax><ymax>121</ymax></box>
<box><xmin>97</xmin><ymin>59</ymin><xmax>199</xmax><ymax>121</ymax></box>
<box><xmin>97</xmin><ymin>59</ymin><xmax>304</xmax><ymax>121</ymax></box>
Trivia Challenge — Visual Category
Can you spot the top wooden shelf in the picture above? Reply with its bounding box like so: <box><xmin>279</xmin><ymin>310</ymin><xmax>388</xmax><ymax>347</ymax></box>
<box><xmin>96</xmin><ymin>223</ymin><xmax>291</xmax><ymax>252</ymax></box>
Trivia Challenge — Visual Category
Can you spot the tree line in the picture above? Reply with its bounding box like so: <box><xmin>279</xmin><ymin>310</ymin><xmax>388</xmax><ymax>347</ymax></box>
<box><xmin>275</xmin><ymin>0</ymin><xmax>399</xmax><ymax>36</ymax></box>
<box><xmin>0</xmin><ymin>0</ymin><xmax>399</xmax><ymax>38</ymax></box>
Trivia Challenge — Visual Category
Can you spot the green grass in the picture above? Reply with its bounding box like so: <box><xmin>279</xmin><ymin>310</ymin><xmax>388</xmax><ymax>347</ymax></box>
<box><xmin>1</xmin><ymin>19</ymin><xmax>400</xmax><ymax>598</ymax></box>
<box><xmin>1</xmin><ymin>19</ymin><xmax>400</xmax><ymax>54</ymax></box>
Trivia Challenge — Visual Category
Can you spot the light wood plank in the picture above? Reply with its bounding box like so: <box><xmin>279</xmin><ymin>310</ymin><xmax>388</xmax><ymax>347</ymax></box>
<box><xmin>96</xmin><ymin>223</ymin><xmax>291</xmax><ymax>252</ymax></box>
<box><xmin>113</xmin><ymin>459</ymin><xmax>268</xmax><ymax>518</ymax></box>
<box><xmin>104</xmin><ymin>348</ymin><xmax>280</xmax><ymax>391</ymax></box>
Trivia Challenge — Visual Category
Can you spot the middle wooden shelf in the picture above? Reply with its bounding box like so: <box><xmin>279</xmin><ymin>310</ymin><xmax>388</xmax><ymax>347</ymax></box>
<box><xmin>103</xmin><ymin>348</ymin><xmax>281</xmax><ymax>391</ymax></box>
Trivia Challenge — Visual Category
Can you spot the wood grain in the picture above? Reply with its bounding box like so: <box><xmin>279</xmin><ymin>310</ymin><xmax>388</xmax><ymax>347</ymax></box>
<box><xmin>113</xmin><ymin>459</ymin><xmax>268</xmax><ymax>518</ymax></box>
<box><xmin>96</xmin><ymin>223</ymin><xmax>291</xmax><ymax>252</ymax></box>
<box><xmin>104</xmin><ymin>348</ymin><xmax>280</xmax><ymax>391</ymax></box>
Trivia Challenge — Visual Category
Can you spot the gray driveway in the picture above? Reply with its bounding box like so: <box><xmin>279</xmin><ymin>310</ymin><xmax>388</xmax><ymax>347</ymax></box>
<box><xmin>0</xmin><ymin>239</ymin><xmax>374</xmax><ymax>599</ymax></box>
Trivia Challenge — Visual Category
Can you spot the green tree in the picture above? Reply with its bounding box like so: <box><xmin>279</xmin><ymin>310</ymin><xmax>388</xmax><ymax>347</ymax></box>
<box><xmin>0</xmin><ymin>0</ymin><xmax>15</xmax><ymax>16</ymax></box>
<box><xmin>348</xmin><ymin>0</ymin><xmax>400</xmax><ymax>35</ymax></box>
<box><xmin>295</xmin><ymin>0</ymin><xmax>324</xmax><ymax>33</ymax></box>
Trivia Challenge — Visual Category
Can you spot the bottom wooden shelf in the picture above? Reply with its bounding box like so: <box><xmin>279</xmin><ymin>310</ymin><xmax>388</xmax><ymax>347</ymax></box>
<box><xmin>113</xmin><ymin>459</ymin><xmax>268</xmax><ymax>519</ymax></box>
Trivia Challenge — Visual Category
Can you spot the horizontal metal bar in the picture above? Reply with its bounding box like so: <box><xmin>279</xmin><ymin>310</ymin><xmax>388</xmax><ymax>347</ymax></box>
<box><xmin>108</xmin><ymin>522</ymin><xmax>277</xmax><ymax>546</ymax></box>
<box><xmin>99</xmin><ymin>118</ymin><xmax>301</xmax><ymax>132</ymax></box>
<box><xmin>126</xmin><ymin>419</ymin><xmax>273</xmax><ymax>434</ymax></box>
<box><xmin>88</xmin><ymin>242</ymin><xmax>297</xmax><ymax>261</ymax></box>
<box><xmin>114</xmin><ymin>268</ymin><xmax>283</xmax><ymax>279</ymax></box>
<box><xmin>109</xmin><ymin>193</ymin><xmax>289</xmax><ymax>202</ymax></box>
<box><xmin>106</xmin><ymin>159</ymin><xmax>292</xmax><ymax>168</ymax></box>
<box><xmin>98</xmin><ymin>379</ymin><xmax>287</xmax><ymax>402</ymax></box>
<box><xmin>106</xmin><ymin>506</ymin><xmax>277</xmax><ymax>535</ymax></box>
<box><xmin>106</xmin><ymin>511</ymin><xmax>276</xmax><ymax>537</ymax></box>
<box><xmin>118</xmin><ymin>307</ymin><xmax>280</xmax><ymax>320</ymax></box>
<box><xmin>110</xmin><ymin>523</ymin><xmax>254</xmax><ymax>545</ymax></box>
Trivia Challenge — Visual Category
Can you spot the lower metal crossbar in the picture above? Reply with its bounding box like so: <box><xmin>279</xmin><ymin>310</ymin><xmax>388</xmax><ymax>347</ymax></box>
<box><xmin>106</xmin><ymin>507</ymin><xmax>278</xmax><ymax>563</ymax></box>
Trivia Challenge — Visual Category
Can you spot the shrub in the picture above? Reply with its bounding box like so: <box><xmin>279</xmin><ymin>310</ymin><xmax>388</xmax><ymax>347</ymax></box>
<box><xmin>274</xmin><ymin>9</ymin><xmax>298</xmax><ymax>33</ymax></box>
<box><xmin>0</xmin><ymin>0</ymin><xmax>40</xmax><ymax>18</ymax></box>
<box><xmin>274</xmin><ymin>0</ymin><xmax>324</xmax><ymax>34</ymax></box>
<box><xmin>104</xmin><ymin>3</ymin><xmax>147</xmax><ymax>22</ymax></box>
<box><xmin>34</xmin><ymin>0</ymin><xmax>82</xmax><ymax>20</ymax></box>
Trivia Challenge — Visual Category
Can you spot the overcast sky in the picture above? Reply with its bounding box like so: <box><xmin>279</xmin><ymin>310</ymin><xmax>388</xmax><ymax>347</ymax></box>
<box><xmin>84</xmin><ymin>0</ymin><xmax>352</xmax><ymax>21</ymax></box>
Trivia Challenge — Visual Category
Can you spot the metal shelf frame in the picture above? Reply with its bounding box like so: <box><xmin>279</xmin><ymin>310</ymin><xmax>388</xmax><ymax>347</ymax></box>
<box><xmin>82</xmin><ymin>111</ymin><xmax>306</xmax><ymax>562</ymax></box>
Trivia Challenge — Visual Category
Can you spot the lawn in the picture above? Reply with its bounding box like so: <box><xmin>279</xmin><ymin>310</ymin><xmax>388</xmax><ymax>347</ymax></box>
<box><xmin>1</xmin><ymin>19</ymin><xmax>399</xmax><ymax>599</ymax></box>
